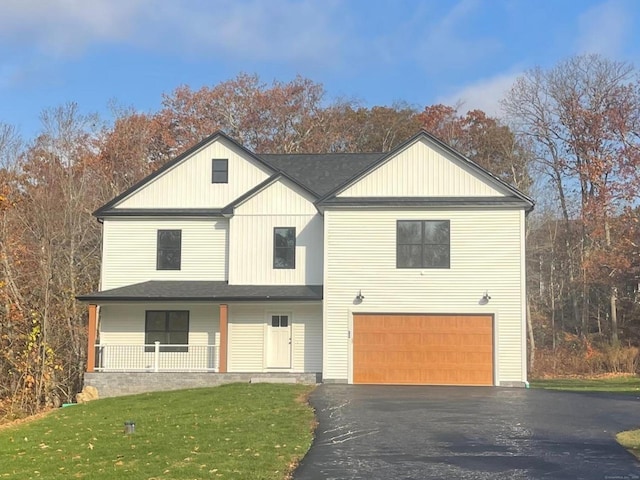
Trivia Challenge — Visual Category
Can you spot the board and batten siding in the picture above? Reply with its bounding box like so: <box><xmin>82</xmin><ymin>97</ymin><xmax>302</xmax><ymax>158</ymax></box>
<box><xmin>98</xmin><ymin>303</ymin><xmax>220</xmax><ymax>370</ymax></box>
<box><xmin>228</xmin><ymin>178</ymin><xmax>323</xmax><ymax>285</ymax></box>
<box><xmin>228</xmin><ymin>303</ymin><xmax>322</xmax><ymax>373</ymax></box>
<box><xmin>101</xmin><ymin>218</ymin><xmax>228</xmax><ymax>290</ymax></box>
<box><xmin>115</xmin><ymin>138</ymin><xmax>272</xmax><ymax>209</ymax></box>
<box><xmin>323</xmin><ymin>208</ymin><xmax>526</xmax><ymax>385</ymax></box>
<box><xmin>338</xmin><ymin>138</ymin><xmax>507</xmax><ymax>198</ymax></box>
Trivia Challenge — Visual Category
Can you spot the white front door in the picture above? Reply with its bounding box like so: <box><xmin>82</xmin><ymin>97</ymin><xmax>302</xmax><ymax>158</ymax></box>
<box><xmin>267</xmin><ymin>314</ymin><xmax>292</xmax><ymax>368</ymax></box>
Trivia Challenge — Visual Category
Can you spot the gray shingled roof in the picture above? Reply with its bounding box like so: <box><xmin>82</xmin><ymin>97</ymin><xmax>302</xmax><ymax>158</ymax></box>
<box><xmin>259</xmin><ymin>153</ymin><xmax>384</xmax><ymax>197</ymax></box>
<box><xmin>77</xmin><ymin>281</ymin><xmax>323</xmax><ymax>302</ymax></box>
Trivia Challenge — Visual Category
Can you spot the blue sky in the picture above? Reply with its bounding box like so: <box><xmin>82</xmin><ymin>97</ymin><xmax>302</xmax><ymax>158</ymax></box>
<box><xmin>1</xmin><ymin>0</ymin><xmax>639</xmax><ymax>138</ymax></box>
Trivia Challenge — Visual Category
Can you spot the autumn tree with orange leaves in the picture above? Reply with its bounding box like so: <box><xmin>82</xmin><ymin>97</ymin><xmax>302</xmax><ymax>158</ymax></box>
<box><xmin>504</xmin><ymin>55</ymin><xmax>640</xmax><ymax>373</ymax></box>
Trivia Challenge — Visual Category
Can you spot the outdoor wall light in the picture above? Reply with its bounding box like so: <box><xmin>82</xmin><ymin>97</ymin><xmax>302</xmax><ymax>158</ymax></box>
<box><xmin>355</xmin><ymin>290</ymin><xmax>365</xmax><ymax>302</ymax></box>
<box><xmin>481</xmin><ymin>291</ymin><xmax>491</xmax><ymax>303</ymax></box>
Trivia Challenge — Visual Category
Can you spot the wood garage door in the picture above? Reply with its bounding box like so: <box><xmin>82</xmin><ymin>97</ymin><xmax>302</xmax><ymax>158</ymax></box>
<box><xmin>353</xmin><ymin>314</ymin><xmax>494</xmax><ymax>385</ymax></box>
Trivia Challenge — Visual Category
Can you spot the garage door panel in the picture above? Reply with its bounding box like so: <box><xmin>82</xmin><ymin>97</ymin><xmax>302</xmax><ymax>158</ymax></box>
<box><xmin>353</xmin><ymin>314</ymin><xmax>494</xmax><ymax>386</ymax></box>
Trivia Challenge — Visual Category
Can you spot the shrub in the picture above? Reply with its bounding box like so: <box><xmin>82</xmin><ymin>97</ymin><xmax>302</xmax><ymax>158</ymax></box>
<box><xmin>531</xmin><ymin>336</ymin><xmax>639</xmax><ymax>377</ymax></box>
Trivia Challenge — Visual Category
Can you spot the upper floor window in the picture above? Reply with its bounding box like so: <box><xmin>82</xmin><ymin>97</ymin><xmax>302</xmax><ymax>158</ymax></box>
<box><xmin>212</xmin><ymin>159</ymin><xmax>228</xmax><ymax>184</ymax></box>
<box><xmin>145</xmin><ymin>310</ymin><xmax>189</xmax><ymax>352</ymax></box>
<box><xmin>397</xmin><ymin>220</ymin><xmax>450</xmax><ymax>269</ymax></box>
<box><xmin>157</xmin><ymin>229</ymin><xmax>181</xmax><ymax>270</ymax></box>
<box><xmin>274</xmin><ymin>227</ymin><xmax>296</xmax><ymax>269</ymax></box>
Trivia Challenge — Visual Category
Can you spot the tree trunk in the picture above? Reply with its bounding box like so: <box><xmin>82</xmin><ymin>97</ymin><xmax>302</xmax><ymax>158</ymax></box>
<box><xmin>604</xmin><ymin>220</ymin><xmax>619</xmax><ymax>343</ymax></box>
<box><xmin>527</xmin><ymin>298</ymin><xmax>535</xmax><ymax>373</ymax></box>
<box><xmin>610</xmin><ymin>288</ymin><xmax>618</xmax><ymax>344</ymax></box>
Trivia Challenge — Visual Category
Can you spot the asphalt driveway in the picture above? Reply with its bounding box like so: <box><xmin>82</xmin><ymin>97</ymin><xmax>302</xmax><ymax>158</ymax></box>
<box><xmin>294</xmin><ymin>385</ymin><xmax>640</xmax><ymax>480</ymax></box>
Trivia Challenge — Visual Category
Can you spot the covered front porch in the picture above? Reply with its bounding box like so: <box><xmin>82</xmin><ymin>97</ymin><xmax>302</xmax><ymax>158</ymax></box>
<box><xmin>79</xmin><ymin>281</ymin><xmax>323</xmax><ymax>383</ymax></box>
<box><xmin>85</xmin><ymin>302</ymin><xmax>228</xmax><ymax>374</ymax></box>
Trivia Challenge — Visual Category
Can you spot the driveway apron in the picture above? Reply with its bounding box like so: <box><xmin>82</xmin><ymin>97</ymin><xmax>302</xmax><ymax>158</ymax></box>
<box><xmin>294</xmin><ymin>385</ymin><xmax>640</xmax><ymax>480</ymax></box>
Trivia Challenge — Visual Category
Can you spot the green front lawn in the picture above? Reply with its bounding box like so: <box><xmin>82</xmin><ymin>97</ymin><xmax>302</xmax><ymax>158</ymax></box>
<box><xmin>0</xmin><ymin>383</ymin><xmax>315</xmax><ymax>480</ymax></box>
<box><xmin>531</xmin><ymin>375</ymin><xmax>640</xmax><ymax>460</ymax></box>
<box><xmin>617</xmin><ymin>430</ymin><xmax>640</xmax><ymax>460</ymax></box>
<box><xmin>529</xmin><ymin>375</ymin><xmax>640</xmax><ymax>394</ymax></box>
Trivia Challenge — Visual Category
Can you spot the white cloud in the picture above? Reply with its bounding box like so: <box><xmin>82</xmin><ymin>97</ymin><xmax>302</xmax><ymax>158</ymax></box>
<box><xmin>437</xmin><ymin>71</ymin><xmax>521</xmax><ymax>117</ymax></box>
<box><xmin>0</xmin><ymin>0</ymin><xmax>345</xmax><ymax>65</ymax></box>
<box><xmin>153</xmin><ymin>0</ymin><xmax>344</xmax><ymax>65</ymax></box>
<box><xmin>0</xmin><ymin>0</ymin><xmax>150</xmax><ymax>56</ymax></box>
<box><xmin>415</xmin><ymin>0</ymin><xmax>502</xmax><ymax>73</ymax></box>
<box><xmin>576</xmin><ymin>0</ymin><xmax>632</xmax><ymax>56</ymax></box>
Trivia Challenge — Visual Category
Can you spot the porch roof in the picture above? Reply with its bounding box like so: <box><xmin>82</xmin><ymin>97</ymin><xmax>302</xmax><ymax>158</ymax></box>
<box><xmin>77</xmin><ymin>281</ymin><xmax>323</xmax><ymax>302</ymax></box>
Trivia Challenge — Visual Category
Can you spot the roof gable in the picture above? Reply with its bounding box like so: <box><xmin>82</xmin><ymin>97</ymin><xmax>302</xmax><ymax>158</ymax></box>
<box><xmin>319</xmin><ymin>131</ymin><xmax>533</xmax><ymax>208</ymax></box>
<box><xmin>232</xmin><ymin>176</ymin><xmax>318</xmax><ymax>215</ymax></box>
<box><xmin>94</xmin><ymin>132</ymin><xmax>277</xmax><ymax>217</ymax></box>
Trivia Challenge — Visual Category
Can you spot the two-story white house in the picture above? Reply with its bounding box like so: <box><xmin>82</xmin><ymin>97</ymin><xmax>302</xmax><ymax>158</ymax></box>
<box><xmin>79</xmin><ymin>130</ymin><xmax>534</xmax><ymax>396</ymax></box>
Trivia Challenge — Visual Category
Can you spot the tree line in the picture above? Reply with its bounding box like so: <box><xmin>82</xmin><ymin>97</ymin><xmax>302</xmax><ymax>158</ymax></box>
<box><xmin>0</xmin><ymin>54</ymin><xmax>639</xmax><ymax>417</ymax></box>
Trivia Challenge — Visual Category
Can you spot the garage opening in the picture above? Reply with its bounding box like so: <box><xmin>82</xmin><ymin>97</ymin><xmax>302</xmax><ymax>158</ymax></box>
<box><xmin>352</xmin><ymin>314</ymin><xmax>494</xmax><ymax>386</ymax></box>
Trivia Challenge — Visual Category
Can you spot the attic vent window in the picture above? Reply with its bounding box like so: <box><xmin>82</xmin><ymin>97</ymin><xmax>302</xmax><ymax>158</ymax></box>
<box><xmin>212</xmin><ymin>159</ymin><xmax>228</xmax><ymax>184</ymax></box>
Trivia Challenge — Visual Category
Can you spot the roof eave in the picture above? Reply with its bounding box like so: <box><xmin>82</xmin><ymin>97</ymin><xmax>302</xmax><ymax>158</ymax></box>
<box><xmin>77</xmin><ymin>295</ymin><xmax>323</xmax><ymax>302</ymax></box>
<box><xmin>94</xmin><ymin>208</ymin><xmax>226</xmax><ymax>219</ymax></box>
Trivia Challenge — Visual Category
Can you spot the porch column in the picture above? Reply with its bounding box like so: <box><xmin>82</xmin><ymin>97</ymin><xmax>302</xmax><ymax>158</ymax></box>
<box><xmin>86</xmin><ymin>304</ymin><xmax>97</xmax><ymax>373</ymax></box>
<box><xmin>219</xmin><ymin>304</ymin><xmax>228</xmax><ymax>373</ymax></box>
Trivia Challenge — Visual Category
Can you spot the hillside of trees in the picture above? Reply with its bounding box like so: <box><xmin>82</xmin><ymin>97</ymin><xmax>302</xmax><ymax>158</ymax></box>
<box><xmin>1</xmin><ymin>54</ymin><xmax>639</xmax><ymax>418</ymax></box>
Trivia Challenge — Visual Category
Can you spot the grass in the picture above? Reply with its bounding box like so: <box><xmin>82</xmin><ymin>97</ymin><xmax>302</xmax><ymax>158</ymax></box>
<box><xmin>531</xmin><ymin>375</ymin><xmax>640</xmax><ymax>460</ymax></box>
<box><xmin>0</xmin><ymin>383</ymin><xmax>315</xmax><ymax>480</ymax></box>
<box><xmin>529</xmin><ymin>375</ymin><xmax>640</xmax><ymax>394</ymax></box>
<box><xmin>617</xmin><ymin>430</ymin><xmax>640</xmax><ymax>460</ymax></box>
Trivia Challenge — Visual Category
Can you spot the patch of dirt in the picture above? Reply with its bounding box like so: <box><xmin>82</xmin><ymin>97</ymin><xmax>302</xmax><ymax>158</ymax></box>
<box><xmin>0</xmin><ymin>409</ymin><xmax>55</xmax><ymax>432</ymax></box>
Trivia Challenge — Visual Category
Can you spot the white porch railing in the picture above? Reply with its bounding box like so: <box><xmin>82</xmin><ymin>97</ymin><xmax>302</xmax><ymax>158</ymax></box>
<box><xmin>94</xmin><ymin>343</ymin><xmax>219</xmax><ymax>372</ymax></box>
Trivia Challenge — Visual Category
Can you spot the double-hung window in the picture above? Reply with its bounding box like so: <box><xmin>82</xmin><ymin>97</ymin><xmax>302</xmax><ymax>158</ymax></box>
<box><xmin>274</xmin><ymin>227</ymin><xmax>296</xmax><ymax>269</ymax></box>
<box><xmin>157</xmin><ymin>230</ymin><xmax>181</xmax><ymax>270</ymax></box>
<box><xmin>397</xmin><ymin>220</ymin><xmax>450</xmax><ymax>268</ymax></box>
<box><xmin>145</xmin><ymin>311</ymin><xmax>189</xmax><ymax>352</ymax></box>
<box><xmin>212</xmin><ymin>159</ymin><xmax>228</xmax><ymax>184</ymax></box>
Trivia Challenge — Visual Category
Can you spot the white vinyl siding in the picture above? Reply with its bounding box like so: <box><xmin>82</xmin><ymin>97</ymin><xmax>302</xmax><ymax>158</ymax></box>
<box><xmin>101</xmin><ymin>218</ymin><xmax>228</xmax><ymax>290</ymax></box>
<box><xmin>229</xmin><ymin>178</ymin><xmax>323</xmax><ymax>285</ymax></box>
<box><xmin>228</xmin><ymin>303</ymin><xmax>322</xmax><ymax>373</ymax></box>
<box><xmin>228</xmin><ymin>304</ymin><xmax>265</xmax><ymax>372</ymax></box>
<box><xmin>338</xmin><ymin>138</ymin><xmax>507</xmax><ymax>198</ymax></box>
<box><xmin>235</xmin><ymin>178</ymin><xmax>318</xmax><ymax>215</ymax></box>
<box><xmin>115</xmin><ymin>138</ymin><xmax>272</xmax><ymax>209</ymax></box>
<box><xmin>100</xmin><ymin>303</ymin><xmax>219</xmax><ymax>344</ymax></box>
<box><xmin>291</xmin><ymin>304</ymin><xmax>323</xmax><ymax>372</ymax></box>
<box><xmin>323</xmin><ymin>208</ymin><xmax>525</xmax><ymax>384</ymax></box>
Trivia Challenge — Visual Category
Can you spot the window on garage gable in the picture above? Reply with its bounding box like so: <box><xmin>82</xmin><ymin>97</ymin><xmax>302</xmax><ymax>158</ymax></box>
<box><xmin>397</xmin><ymin>220</ymin><xmax>450</xmax><ymax>268</ymax></box>
<box><xmin>145</xmin><ymin>310</ymin><xmax>189</xmax><ymax>352</ymax></box>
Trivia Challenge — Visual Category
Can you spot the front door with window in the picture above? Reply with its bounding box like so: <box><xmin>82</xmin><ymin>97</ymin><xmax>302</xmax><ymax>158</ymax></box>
<box><xmin>267</xmin><ymin>314</ymin><xmax>291</xmax><ymax>368</ymax></box>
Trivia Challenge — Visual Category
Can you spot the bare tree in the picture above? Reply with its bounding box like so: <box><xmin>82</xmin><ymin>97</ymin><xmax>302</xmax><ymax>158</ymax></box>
<box><xmin>504</xmin><ymin>54</ymin><xmax>640</xmax><ymax>343</ymax></box>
